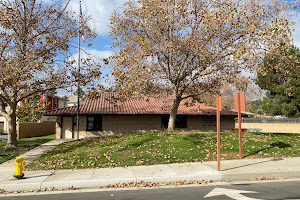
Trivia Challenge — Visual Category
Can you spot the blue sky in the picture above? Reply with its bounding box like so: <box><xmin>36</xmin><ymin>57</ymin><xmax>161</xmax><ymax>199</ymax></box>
<box><xmin>63</xmin><ymin>0</ymin><xmax>300</xmax><ymax>95</ymax></box>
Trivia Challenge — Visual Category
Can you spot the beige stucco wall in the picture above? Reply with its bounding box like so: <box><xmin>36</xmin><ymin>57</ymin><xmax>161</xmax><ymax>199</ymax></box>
<box><xmin>56</xmin><ymin>115</ymin><xmax>236</xmax><ymax>138</ymax></box>
<box><xmin>188</xmin><ymin>116</ymin><xmax>208</xmax><ymax>131</ymax></box>
<box><xmin>238</xmin><ymin>123</ymin><xmax>300</xmax><ymax>133</ymax></box>
<box><xmin>83</xmin><ymin>115</ymin><xmax>162</xmax><ymax>138</ymax></box>
<box><xmin>188</xmin><ymin>116</ymin><xmax>234</xmax><ymax>132</ymax></box>
<box><xmin>56</xmin><ymin>116</ymin><xmax>86</xmax><ymax>139</ymax></box>
<box><xmin>58</xmin><ymin>99</ymin><xmax>67</xmax><ymax>109</ymax></box>
<box><xmin>221</xmin><ymin>117</ymin><xmax>236</xmax><ymax>131</ymax></box>
<box><xmin>17</xmin><ymin>121</ymin><xmax>56</xmax><ymax>139</ymax></box>
<box><xmin>75</xmin><ymin>116</ymin><xmax>89</xmax><ymax>138</ymax></box>
<box><xmin>58</xmin><ymin>115</ymin><xmax>162</xmax><ymax>139</ymax></box>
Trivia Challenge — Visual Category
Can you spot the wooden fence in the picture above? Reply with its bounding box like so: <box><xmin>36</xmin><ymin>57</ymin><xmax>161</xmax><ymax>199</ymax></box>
<box><xmin>17</xmin><ymin>121</ymin><xmax>56</xmax><ymax>139</ymax></box>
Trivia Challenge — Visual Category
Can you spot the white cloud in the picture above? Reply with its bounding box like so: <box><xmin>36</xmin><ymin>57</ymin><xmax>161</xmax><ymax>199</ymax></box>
<box><xmin>83</xmin><ymin>49</ymin><xmax>114</xmax><ymax>59</ymax></box>
<box><xmin>70</xmin><ymin>48</ymin><xmax>113</xmax><ymax>68</ymax></box>
<box><xmin>69</xmin><ymin>0</ymin><xmax>125</xmax><ymax>37</ymax></box>
<box><xmin>70</xmin><ymin>48</ymin><xmax>113</xmax><ymax>59</ymax></box>
<box><xmin>67</xmin><ymin>0</ymin><xmax>300</xmax><ymax>47</ymax></box>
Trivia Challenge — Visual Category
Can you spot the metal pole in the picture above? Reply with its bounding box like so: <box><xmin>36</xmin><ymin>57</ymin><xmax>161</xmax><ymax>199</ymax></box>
<box><xmin>238</xmin><ymin>93</ymin><xmax>243</xmax><ymax>159</ymax></box>
<box><xmin>216</xmin><ymin>96</ymin><xmax>222</xmax><ymax>171</ymax></box>
<box><xmin>77</xmin><ymin>0</ymin><xmax>81</xmax><ymax>140</ymax></box>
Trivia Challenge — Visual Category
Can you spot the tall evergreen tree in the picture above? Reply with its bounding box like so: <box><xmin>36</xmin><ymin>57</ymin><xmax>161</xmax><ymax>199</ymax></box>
<box><xmin>257</xmin><ymin>45</ymin><xmax>300</xmax><ymax>117</ymax></box>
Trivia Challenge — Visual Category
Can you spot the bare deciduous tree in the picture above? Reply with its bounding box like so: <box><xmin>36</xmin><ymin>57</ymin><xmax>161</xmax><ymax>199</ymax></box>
<box><xmin>0</xmin><ymin>0</ymin><xmax>102</xmax><ymax>147</ymax></box>
<box><xmin>110</xmin><ymin>0</ymin><xmax>298</xmax><ymax>131</ymax></box>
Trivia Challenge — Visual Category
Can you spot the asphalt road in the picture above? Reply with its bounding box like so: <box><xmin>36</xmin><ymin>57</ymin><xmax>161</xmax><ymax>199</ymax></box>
<box><xmin>1</xmin><ymin>180</ymin><xmax>300</xmax><ymax>200</ymax></box>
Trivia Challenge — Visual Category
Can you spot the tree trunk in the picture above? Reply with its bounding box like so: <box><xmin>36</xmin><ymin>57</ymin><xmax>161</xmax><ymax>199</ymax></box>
<box><xmin>6</xmin><ymin>106</ymin><xmax>18</xmax><ymax>148</ymax></box>
<box><xmin>167</xmin><ymin>94</ymin><xmax>182</xmax><ymax>131</ymax></box>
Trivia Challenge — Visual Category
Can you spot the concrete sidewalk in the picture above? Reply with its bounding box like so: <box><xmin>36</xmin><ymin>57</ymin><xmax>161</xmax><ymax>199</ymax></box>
<box><xmin>0</xmin><ymin>139</ymin><xmax>72</xmax><ymax>171</ymax></box>
<box><xmin>0</xmin><ymin>157</ymin><xmax>299</xmax><ymax>192</ymax></box>
<box><xmin>0</xmin><ymin>139</ymin><xmax>299</xmax><ymax>192</ymax></box>
<box><xmin>204</xmin><ymin>157</ymin><xmax>300</xmax><ymax>181</ymax></box>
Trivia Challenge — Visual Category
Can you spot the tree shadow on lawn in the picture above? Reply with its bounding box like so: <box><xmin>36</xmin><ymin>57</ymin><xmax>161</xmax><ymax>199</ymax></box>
<box><xmin>182</xmin><ymin>133</ymin><xmax>216</xmax><ymax>146</ymax></box>
<box><xmin>45</xmin><ymin>139</ymin><xmax>94</xmax><ymax>155</ymax></box>
<box><xmin>116</xmin><ymin>137</ymin><xmax>157</xmax><ymax>152</ymax></box>
<box><xmin>17</xmin><ymin>137</ymin><xmax>55</xmax><ymax>149</ymax></box>
<box><xmin>48</xmin><ymin>135</ymin><xmax>159</xmax><ymax>155</ymax></box>
<box><xmin>251</xmin><ymin>132</ymin><xmax>297</xmax><ymax>137</ymax></box>
<box><xmin>243</xmin><ymin>141</ymin><xmax>291</xmax><ymax>158</ymax></box>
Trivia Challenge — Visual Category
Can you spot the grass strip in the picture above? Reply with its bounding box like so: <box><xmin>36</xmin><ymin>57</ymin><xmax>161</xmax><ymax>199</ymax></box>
<box><xmin>0</xmin><ymin>134</ymin><xmax>55</xmax><ymax>164</ymax></box>
<box><xmin>25</xmin><ymin>132</ymin><xmax>300</xmax><ymax>170</ymax></box>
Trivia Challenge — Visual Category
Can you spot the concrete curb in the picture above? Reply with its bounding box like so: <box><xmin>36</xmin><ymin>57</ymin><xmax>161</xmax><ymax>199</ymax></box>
<box><xmin>222</xmin><ymin>171</ymin><xmax>300</xmax><ymax>181</ymax></box>
<box><xmin>0</xmin><ymin>175</ymin><xmax>222</xmax><ymax>192</ymax></box>
<box><xmin>1</xmin><ymin>183</ymin><xmax>41</xmax><ymax>192</ymax></box>
<box><xmin>1</xmin><ymin>166</ymin><xmax>300</xmax><ymax>192</ymax></box>
<box><xmin>1</xmin><ymin>171</ymin><xmax>300</xmax><ymax>192</ymax></box>
<box><xmin>0</xmin><ymin>163</ymin><xmax>223</xmax><ymax>192</ymax></box>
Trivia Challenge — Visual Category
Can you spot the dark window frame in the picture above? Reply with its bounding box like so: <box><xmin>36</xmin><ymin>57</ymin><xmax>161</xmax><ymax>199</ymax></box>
<box><xmin>202</xmin><ymin>116</ymin><xmax>216</xmax><ymax>127</ymax></box>
<box><xmin>54</xmin><ymin>98</ymin><xmax>58</xmax><ymax>109</ymax></box>
<box><xmin>161</xmin><ymin>115</ymin><xmax>187</xmax><ymax>129</ymax></box>
<box><xmin>86</xmin><ymin>115</ymin><xmax>103</xmax><ymax>131</ymax></box>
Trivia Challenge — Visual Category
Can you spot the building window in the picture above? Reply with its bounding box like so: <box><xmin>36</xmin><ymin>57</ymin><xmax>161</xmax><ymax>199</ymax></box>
<box><xmin>54</xmin><ymin>98</ymin><xmax>58</xmax><ymax>109</ymax></box>
<box><xmin>87</xmin><ymin>116</ymin><xmax>102</xmax><ymax>131</ymax></box>
<box><xmin>161</xmin><ymin>116</ymin><xmax>169</xmax><ymax>129</ymax></box>
<box><xmin>175</xmin><ymin>115</ymin><xmax>188</xmax><ymax>128</ymax></box>
<box><xmin>161</xmin><ymin>115</ymin><xmax>187</xmax><ymax>129</ymax></box>
<box><xmin>202</xmin><ymin>116</ymin><xmax>216</xmax><ymax>127</ymax></box>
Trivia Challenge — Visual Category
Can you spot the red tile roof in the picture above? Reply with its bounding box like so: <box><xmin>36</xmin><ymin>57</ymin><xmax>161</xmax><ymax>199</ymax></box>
<box><xmin>44</xmin><ymin>92</ymin><xmax>238</xmax><ymax>116</ymax></box>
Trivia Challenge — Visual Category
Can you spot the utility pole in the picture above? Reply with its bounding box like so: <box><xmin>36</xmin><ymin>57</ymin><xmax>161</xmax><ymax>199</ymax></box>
<box><xmin>77</xmin><ymin>0</ymin><xmax>82</xmax><ymax>140</ymax></box>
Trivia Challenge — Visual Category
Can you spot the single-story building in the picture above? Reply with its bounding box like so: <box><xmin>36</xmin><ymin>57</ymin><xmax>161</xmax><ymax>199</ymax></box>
<box><xmin>44</xmin><ymin>92</ymin><xmax>241</xmax><ymax>139</ymax></box>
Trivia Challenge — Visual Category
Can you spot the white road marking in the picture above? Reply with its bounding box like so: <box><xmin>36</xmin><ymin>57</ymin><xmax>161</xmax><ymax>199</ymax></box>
<box><xmin>204</xmin><ymin>188</ymin><xmax>262</xmax><ymax>200</ymax></box>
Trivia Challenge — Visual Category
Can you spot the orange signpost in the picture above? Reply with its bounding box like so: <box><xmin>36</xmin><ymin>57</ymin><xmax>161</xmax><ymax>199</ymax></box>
<box><xmin>235</xmin><ymin>93</ymin><xmax>246</xmax><ymax>112</ymax></box>
<box><xmin>216</xmin><ymin>96</ymin><xmax>222</xmax><ymax>171</ymax></box>
<box><xmin>235</xmin><ymin>93</ymin><xmax>246</xmax><ymax>159</ymax></box>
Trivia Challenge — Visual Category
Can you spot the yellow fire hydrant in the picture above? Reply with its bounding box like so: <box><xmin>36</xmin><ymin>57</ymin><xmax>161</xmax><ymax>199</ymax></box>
<box><xmin>13</xmin><ymin>157</ymin><xmax>25</xmax><ymax>179</ymax></box>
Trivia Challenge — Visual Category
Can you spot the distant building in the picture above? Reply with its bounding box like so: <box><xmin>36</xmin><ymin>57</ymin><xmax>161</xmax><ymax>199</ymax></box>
<box><xmin>41</xmin><ymin>95</ymin><xmax>69</xmax><ymax>122</ymax></box>
<box><xmin>60</xmin><ymin>96</ymin><xmax>85</xmax><ymax>107</ymax></box>
<box><xmin>0</xmin><ymin>94</ymin><xmax>71</xmax><ymax>132</ymax></box>
<box><xmin>44</xmin><ymin>94</ymin><xmax>68</xmax><ymax>111</ymax></box>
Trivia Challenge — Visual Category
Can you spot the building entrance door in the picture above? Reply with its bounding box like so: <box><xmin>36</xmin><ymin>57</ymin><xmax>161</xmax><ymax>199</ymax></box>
<box><xmin>62</xmin><ymin>117</ymin><xmax>73</xmax><ymax>139</ymax></box>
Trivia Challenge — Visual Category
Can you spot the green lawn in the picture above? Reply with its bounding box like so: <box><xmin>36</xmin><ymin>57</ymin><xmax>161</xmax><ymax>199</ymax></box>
<box><xmin>0</xmin><ymin>134</ymin><xmax>55</xmax><ymax>164</ymax></box>
<box><xmin>25</xmin><ymin>131</ymin><xmax>300</xmax><ymax>170</ymax></box>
